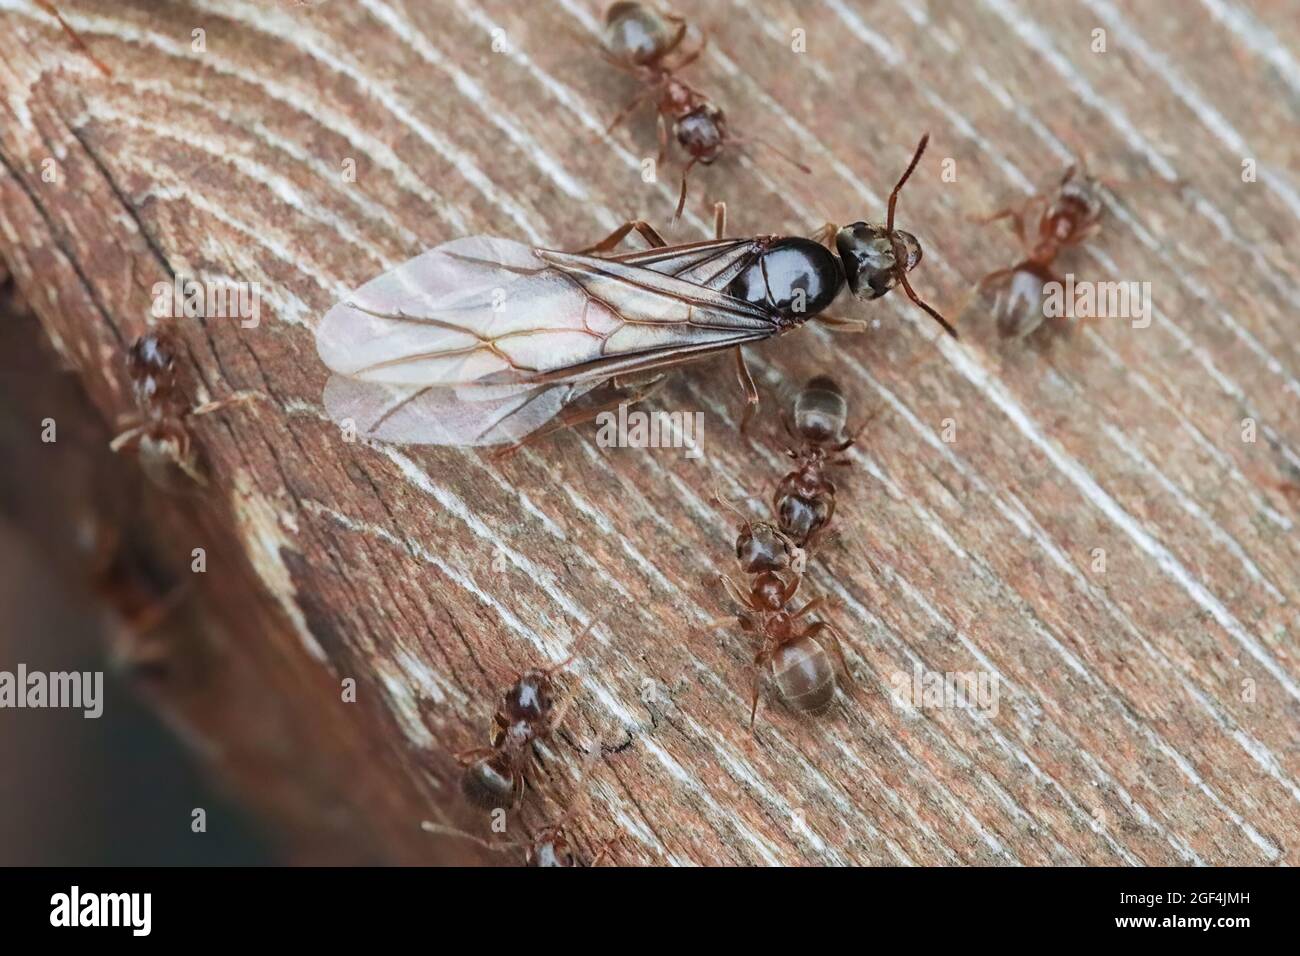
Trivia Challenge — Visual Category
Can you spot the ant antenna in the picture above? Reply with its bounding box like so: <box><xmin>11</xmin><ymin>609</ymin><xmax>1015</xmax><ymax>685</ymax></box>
<box><xmin>886</xmin><ymin>133</ymin><xmax>959</xmax><ymax>340</ymax></box>
<box><xmin>886</xmin><ymin>133</ymin><xmax>928</xmax><ymax>234</ymax></box>
<box><xmin>711</xmin><ymin>482</ymin><xmax>755</xmax><ymax>523</ymax></box>
<box><xmin>421</xmin><ymin>821</ymin><xmax>520</xmax><ymax>854</ymax></box>
<box><xmin>547</xmin><ymin>617</ymin><xmax>600</xmax><ymax>677</ymax></box>
<box><xmin>673</xmin><ymin>157</ymin><xmax>699</xmax><ymax>222</ymax></box>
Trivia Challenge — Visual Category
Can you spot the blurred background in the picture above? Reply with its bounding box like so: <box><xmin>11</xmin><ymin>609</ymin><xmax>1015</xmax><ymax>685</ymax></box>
<box><xmin>0</xmin><ymin>275</ymin><xmax>272</xmax><ymax>866</ymax></box>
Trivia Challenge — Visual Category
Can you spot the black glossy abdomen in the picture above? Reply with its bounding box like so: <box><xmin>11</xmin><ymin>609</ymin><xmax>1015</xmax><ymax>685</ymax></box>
<box><xmin>726</xmin><ymin>238</ymin><xmax>842</xmax><ymax>321</ymax></box>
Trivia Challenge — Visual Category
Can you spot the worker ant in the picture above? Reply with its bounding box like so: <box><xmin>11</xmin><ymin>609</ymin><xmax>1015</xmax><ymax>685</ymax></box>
<box><xmin>709</xmin><ymin>380</ymin><xmax>864</xmax><ymax>728</ymax></box>
<box><xmin>714</xmin><ymin>564</ymin><xmax>857</xmax><ymax>728</ymax></box>
<box><xmin>970</xmin><ymin>162</ymin><xmax>1107</xmax><ymax>340</ymax></box>
<box><xmin>773</xmin><ymin>377</ymin><xmax>860</xmax><ymax>551</ymax></box>
<box><xmin>456</xmin><ymin>621</ymin><xmax>594</xmax><ymax>810</ymax></box>
<box><xmin>598</xmin><ymin>1</ymin><xmax>809</xmax><ymax>218</ymax></box>
<box><xmin>109</xmin><ymin>327</ymin><xmax>257</xmax><ymax>491</ymax></box>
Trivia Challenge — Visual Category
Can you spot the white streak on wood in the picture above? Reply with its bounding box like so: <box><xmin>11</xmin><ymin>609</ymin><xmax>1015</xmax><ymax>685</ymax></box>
<box><xmin>1102</xmin><ymin>422</ymin><xmax>1286</xmax><ymax>602</ymax></box>
<box><xmin>1084</xmin><ymin>0</ymin><xmax>1300</xmax><ymax>222</ymax></box>
<box><xmin>932</xmin><ymin>335</ymin><xmax>1300</xmax><ymax>711</ymax></box>
<box><xmin>0</xmin><ymin>2</ymin><xmax>471</xmax><ymax>235</ymax></box>
<box><xmin>230</xmin><ymin>469</ymin><xmax>328</xmax><ymax>662</ymax></box>
<box><xmin>1082</xmin><ymin>328</ymin><xmax>1294</xmax><ymax>533</ymax></box>
<box><xmin>197</xmin><ymin>0</ymin><xmax>548</xmax><ymax>244</ymax></box>
<box><xmin>125</xmin><ymin>79</ymin><xmax>430</xmax><ymax>252</ymax></box>
<box><xmin>357</xmin><ymin>0</ymin><xmax>598</xmax><ymax>206</ymax></box>
<box><xmin>1198</xmin><ymin>0</ymin><xmax>1300</xmax><ymax>95</ymax></box>
<box><xmin>975</xmin><ymin>0</ymin><xmax>1300</xmax><ymax>305</ymax></box>
<box><xmin>86</xmin><ymin>99</ymin><xmax>397</xmax><ymax>272</ymax></box>
<box><xmin>828</xmin><ymin>347</ymin><xmax>1291</xmax><ymax>859</ymax></box>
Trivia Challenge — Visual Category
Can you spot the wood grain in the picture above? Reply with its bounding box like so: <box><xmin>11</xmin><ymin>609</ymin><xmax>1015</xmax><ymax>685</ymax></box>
<box><xmin>0</xmin><ymin>0</ymin><xmax>1296</xmax><ymax>865</ymax></box>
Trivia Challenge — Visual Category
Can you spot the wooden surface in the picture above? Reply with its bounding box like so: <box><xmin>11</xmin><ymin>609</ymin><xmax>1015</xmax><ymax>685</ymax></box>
<box><xmin>0</xmin><ymin>0</ymin><xmax>1297</xmax><ymax>866</ymax></box>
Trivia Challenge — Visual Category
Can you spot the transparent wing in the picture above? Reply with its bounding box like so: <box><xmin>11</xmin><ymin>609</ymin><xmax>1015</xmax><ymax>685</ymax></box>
<box><xmin>315</xmin><ymin>236</ymin><xmax>776</xmax><ymax>387</ymax></box>
<box><xmin>322</xmin><ymin>376</ymin><xmax>601</xmax><ymax>447</ymax></box>
<box><xmin>314</xmin><ymin>235</ymin><xmax>777</xmax><ymax>445</ymax></box>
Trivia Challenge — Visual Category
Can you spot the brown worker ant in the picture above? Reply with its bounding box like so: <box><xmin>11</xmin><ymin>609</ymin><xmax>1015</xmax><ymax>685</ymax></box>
<box><xmin>456</xmin><ymin>621</ymin><xmax>594</xmax><ymax>811</ymax></box>
<box><xmin>970</xmin><ymin>163</ymin><xmax>1106</xmax><ymax>340</ymax></box>
<box><xmin>712</xmin><ymin>507</ymin><xmax>857</xmax><ymax>729</ymax></box>
<box><xmin>714</xmin><ymin>566</ymin><xmax>857</xmax><ymax>729</ymax></box>
<box><xmin>109</xmin><ymin>327</ymin><xmax>257</xmax><ymax>491</ymax></box>
<box><xmin>598</xmin><ymin>1</ymin><xmax>809</xmax><ymax>218</ymax></box>
<box><xmin>773</xmin><ymin>377</ymin><xmax>861</xmax><ymax>551</ymax></box>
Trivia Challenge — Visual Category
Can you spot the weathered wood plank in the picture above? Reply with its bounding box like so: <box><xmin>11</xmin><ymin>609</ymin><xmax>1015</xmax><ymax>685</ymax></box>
<box><xmin>0</xmin><ymin>0</ymin><xmax>1296</xmax><ymax>865</ymax></box>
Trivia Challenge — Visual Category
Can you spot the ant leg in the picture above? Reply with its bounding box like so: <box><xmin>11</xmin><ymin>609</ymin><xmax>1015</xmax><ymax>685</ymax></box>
<box><xmin>420</xmin><ymin>821</ymin><xmax>521</xmax><ymax>855</ymax></box>
<box><xmin>748</xmin><ymin>664</ymin><xmax>764</xmax><ymax>729</ymax></box>
<box><xmin>544</xmin><ymin>617</ymin><xmax>599</xmax><ymax>678</ymax></box>
<box><xmin>664</xmin><ymin>22</ymin><xmax>707</xmax><ymax>72</ymax></box>
<box><xmin>604</xmin><ymin>85</ymin><xmax>658</xmax><ymax>135</ymax></box>
<box><xmin>170</xmin><ymin>428</ymin><xmax>208</xmax><ymax>487</ymax></box>
<box><xmin>673</xmin><ymin>156</ymin><xmax>700</xmax><ymax>221</ymax></box>
<box><xmin>809</xmin><ymin>221</ymin><xmax>839</xmax><ymax>249</ymax></box>
<box><xmin>589</xmin><ymin>835</ymin><xmax>626</xmax><ymax>867</ymax></box>
<box><xmin>109</xmin><ymin>422</ymin><xmax>147</xmax><ymax>454</ymax></box>
<box><xmin>791</xmin><ymin>595</ymin><xmax>827</xmax><ymax>621</ymax></box>
<box><xmin>713</xmin><ymin>201</ymin><xmax>727</xmax><ymax>239</ymax></box>
<box><xmin>720</xmin><ymin>573</ymin><xmax>751</xmax><ymax>609</ymax></box>
<box><xmin>188</xmin><ymin>389</ymin><xmax>260</xmax><ymax>419</ymax></box>
<box><xmin>454</xmin><ymin>746</ymin><xmax>498</xmax><ymax>766</ymax></box>
<box><xmin>657</xmin><ymin>10</ymin><xmax>690</xmax><ymax>59</ymax></box>
<box><xmin>729</xmin><ymin>134</ymin><xmax>811</xmax><ymax>176</ymax></box>
<box><xmin>577</xmin><ymin>220</ymin><xmax>668</xmax><ymax>254</ymax></box>
<box><xmin>126</xmin><ymin>581</ymin><xmax>192</xmax><ymax>634</ymax></box>
<box><xmin>491</xmin><ymin>376</ymin><xmax>666</xmax><ymax>461</ymax></box>
<box><xmin>817</xmin><ymin>313</ymin><xmax>869</xmax><ymax>333</ymax></box>
<box><xmin>700</xmin><ymin>616</ymin><xmax>736</xmax><ymax>633</ymax></box>
<box><xmin>733</xmin><ymin>347</ymin><xmax>759</xmax><ymax>434</ymax></box>
<box><xmin>34</xmin><ymin>0</ymin><xmax>112</xmax><ymax>77</ymax></box>
<box><xmin>968</xmin><ymin>205</ymin><xmax>1023</xmax><ymax>232</ymax></box>
<box><xmin>657</xmin><ymin>113</ymin><xmax>669</xmax><ymax>165</ymax></box>
<box><xmin>975</xmin><ymin>266</ymin><xmax>1017</xmax><ymax>291</ymax></box>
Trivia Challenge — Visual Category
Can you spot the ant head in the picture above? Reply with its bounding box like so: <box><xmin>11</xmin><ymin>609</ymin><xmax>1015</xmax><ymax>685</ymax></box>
<box><xmin>834</xmin><ymin>222</ymin><xmax>921</xmax><ymax>299</ymax></box>
<box><xmin>528</xmin><ymin>825</ymin><xmax>575</xmax><ymax>867</ymax></box>
<box><xmin>676</xmin><ymin>103</ymin><xmax>727</xmax><ymax>163</ymax></box>
<box><xmin>834</xmin><ymin>134</ymin><xmax>957</xmax><ymax>338</ymax></box>
<box><xmin>503</xmin><ymin>669</ymin><xmax>555</xmax><ymax>723</ymax></box>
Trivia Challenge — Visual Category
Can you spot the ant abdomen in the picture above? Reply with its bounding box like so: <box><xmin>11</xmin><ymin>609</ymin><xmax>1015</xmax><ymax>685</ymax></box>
<box><xmin>604</xmin><ymin>1</ymin><xmax>674</xmax><ymax>64</ymax></box>
<box><xmin>992</xmin><ymin>261</ymin><xmax>1058</xmax><ymax>340</ymax></box>
<box><xmin>792</xmin><ymin>376</ymin><xmax>849</xmax><ymax>446</ymax></box>
<box><xmin>770</xmin><ymin>636</ymin><xmax>836</xmax><ymax>716</ymax></box>
<box><xmin>461</xmin><ymin>753</ymin><xmax>519</xmax><ymax>810</ymax></box>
